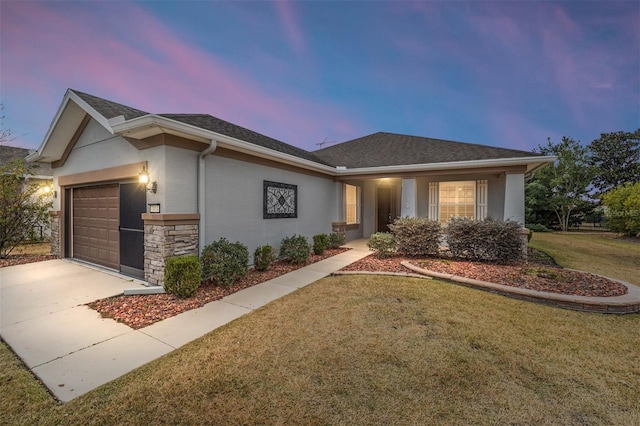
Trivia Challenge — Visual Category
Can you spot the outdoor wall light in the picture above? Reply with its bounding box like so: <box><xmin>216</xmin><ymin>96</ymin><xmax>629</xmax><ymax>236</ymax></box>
<box><xmin>139</xmin><ymin>166</ymin><xmax>157</xmax><ymax>194</ymax></box>
<box><xmin>42</xmin><ymin>185</ymin><xmax>57</xmax><ymax>198</ymax></box>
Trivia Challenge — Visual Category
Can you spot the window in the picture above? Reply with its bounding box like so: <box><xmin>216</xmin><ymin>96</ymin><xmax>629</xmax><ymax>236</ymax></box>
<box><xmin>429</xmin><ymin>180</ymin><xmax>488</xmax><ymax>224</ymax></box>
<box><xmin>345</xmin><ymin>184</ymin><xmax>361</xmax><ymax>225</ymax></box>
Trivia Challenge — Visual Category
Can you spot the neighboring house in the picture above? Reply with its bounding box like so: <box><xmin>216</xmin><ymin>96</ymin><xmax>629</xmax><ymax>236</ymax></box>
<box><xmin>27</xmin><ymin>89</ymin><xmax>554</xmax><ymax>285</ymax></box>
<box><xmin>1</xmin><ymin>145</ymin><xmax>53</xmax><ymax>240</ymax></box>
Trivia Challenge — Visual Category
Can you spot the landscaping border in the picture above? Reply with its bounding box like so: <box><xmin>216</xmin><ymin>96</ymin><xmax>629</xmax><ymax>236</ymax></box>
<box><xmin>401</xmin><ymin>261</ymin><xmax>640</xmax><ymax>314</ymax></box>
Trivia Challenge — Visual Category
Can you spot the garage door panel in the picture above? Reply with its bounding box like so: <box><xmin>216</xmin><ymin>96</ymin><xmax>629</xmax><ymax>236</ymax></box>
<box><xmin>73</xmin><ymin>184</ymin><xmax>119</xmax><ymax>270</ymax></box>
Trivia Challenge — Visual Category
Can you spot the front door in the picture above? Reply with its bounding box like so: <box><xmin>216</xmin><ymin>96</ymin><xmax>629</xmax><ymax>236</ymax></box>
<box><xmin>376</xmin><ymin>186</ymin><xmax>396</xmax><ymax>232</ymax></box>
<box><xmin>119</xmin><ymin>183</ymin><xmax>146</xmax><ymax>279</ymax></box>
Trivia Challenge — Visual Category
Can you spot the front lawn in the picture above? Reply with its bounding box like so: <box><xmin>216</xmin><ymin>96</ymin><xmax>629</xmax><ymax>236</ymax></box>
<box><xmin>2</xmin><ymin>274</ymin><xmax>639</xmax><ymax>425</ymax></box>
<box><xmin>529</xmin><ymin>232</ymin><xmax>640</xmax><ymax>285</ymax></box>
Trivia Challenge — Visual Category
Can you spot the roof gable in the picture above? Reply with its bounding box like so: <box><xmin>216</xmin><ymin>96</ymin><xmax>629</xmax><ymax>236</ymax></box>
<box><xmin>313</xmin><ymin>132</ymin><xmax>543</xmax><ymax>168</ymax></box>
<box><xmin>30</xmin><ymin>90</ymin><xmax>553</xmax><ymax>174</ymax></box>
<box><xmin>72</xmin><ymin>90</ymin><xmax>149</xmax><ymax>120</ymax></box>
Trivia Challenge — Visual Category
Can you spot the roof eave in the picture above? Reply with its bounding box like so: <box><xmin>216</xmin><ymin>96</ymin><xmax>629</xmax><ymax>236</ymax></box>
<box><xmin>336</xmin><ymin>156</ymin><xmax>556</xmax><ymax>176</ymax></box>
<box><xmin>112</xmin><ymin>115</ymin><xmax>338</xmax><ymax>175</ymax></box>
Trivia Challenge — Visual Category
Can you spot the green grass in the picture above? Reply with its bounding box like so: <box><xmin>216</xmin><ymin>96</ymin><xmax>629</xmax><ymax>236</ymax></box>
<box><xmin>529</xmin><ymin>232</ymin><xmax>640</xmax><ymax>285</ymax></box>
<box><xmin>2</xmin><ymin>232</ymin><xmax>638</xmax><ymax>424</ymax></box>
<box><xmin>2</xmin><ymin>273</ymin><xmax>639</xmax><ymax>425</ymax></box>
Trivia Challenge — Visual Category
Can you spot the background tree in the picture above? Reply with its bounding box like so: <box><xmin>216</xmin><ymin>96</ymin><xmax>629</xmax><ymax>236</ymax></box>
<box><xmin>0</xmin><ymin>109</ymin><xmax>51</xmax><ymax>258</ymax></box>
<box><xmin>525</xmin><ymin>137</ymin><xmax>595</xmax><ymax>232</ymax></box>
<box><xmin>602</xmin><ymin>182</ymin><xmax>640</xmax><ymax>237</ymax></box>
<box><xmin>0</xmin><ymin>158</ymin><xmax>52</xmax><ymax>257</ymax></box>
<box><xmin>589</xmin><ymin>130</ymin><xmax>640</xmax><ymax>196</ymax></box>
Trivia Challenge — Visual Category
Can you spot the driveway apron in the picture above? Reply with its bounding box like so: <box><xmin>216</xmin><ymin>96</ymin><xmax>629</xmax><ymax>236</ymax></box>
<box><xmin>0</xmin><ymin>259</ymin><xmax>172</xmax><ymax>402</ymax></box>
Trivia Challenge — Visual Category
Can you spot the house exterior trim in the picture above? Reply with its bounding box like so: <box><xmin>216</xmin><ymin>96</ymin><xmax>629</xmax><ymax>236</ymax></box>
<box><xmin>141</xmin><ymin>213</ymin><xmax>200</xmax><ymax>225</ymax></box>
<box><xmin>336</xmin><ymin>165</ymin><xmax>528</xmax><ymax>181</ymax></box>
<box><xmin>51</xmin><ymin>114</ymin><xmax>91</xmax><ymax>169</ymax></box>
<box><xmin>125</xmin><ymin>134</ymin><xmax>208</xmax><ymax>152</ymax></box>
<box><xmin>58</xmin><ymin>162</ymin><xmax>146</xmax><ymax>186</ymax></box>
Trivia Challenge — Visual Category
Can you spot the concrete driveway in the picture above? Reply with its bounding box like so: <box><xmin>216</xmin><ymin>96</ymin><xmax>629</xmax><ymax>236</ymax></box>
<box><xmin>0</xmin><ymin>242</ymin><xmax>372</xmax><ymax>402</ymax></box>
<box><xmin>0</xmin><ymin>259</ymin><xmax>172</xmax><ymax>401</ymax></box>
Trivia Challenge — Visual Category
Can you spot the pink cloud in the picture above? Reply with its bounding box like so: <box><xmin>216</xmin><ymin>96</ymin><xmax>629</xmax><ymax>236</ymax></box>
<box><xmin>1</xmin><ymin>2</ymin><xmax>362</xmax><ymax>151</ymax></box>
<box><xmin>273</xmin><ymin>0</ymin><xmax>306</xmax><ymax>55</ymax></box>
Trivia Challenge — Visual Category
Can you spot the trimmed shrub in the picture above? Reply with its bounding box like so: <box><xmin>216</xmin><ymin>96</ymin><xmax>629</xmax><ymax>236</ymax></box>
<box><xmin>446</xmin><ymin>218</ymin><xmax>523</xmax><ymax>263</ymax></box>
<box><xmin>254</xmin><ymin>245</ymin><xmax>276</xmax><ymax>271</ymax></box>
<box><xmin>367</xmin><ymin>232</ymin><xmax>396</xmax><ymax>258</ymax></box>
<box><xmin>279</xmin><ymin>234</ymin><xmax>311</xmax><ymax>264</ymax></box>
<box><xmin>390</xmin><ymin>217</ymin><xmax>442</xmax><ymax>257</ymax></box>
<box><xmin>200</xmin><ymin>237</ymin><xmax>249</xmax><ymax>286</ymax></box>
<box><xmin>526</xmin><ymin>223</ymin><xmax>551</xmax><ymax>232</ymax></box>
<box><xmin>164</xmin><ymin>255</ymin><xmax>201</xmax><ymax>298</ymax></box>
<box><xmin>327</xmin><ymin>232</ymin><xmax>345</xmax><ymax>249</ymax></box>
<box><xmin>312</xmin><ymin>234</ymin><xmax>329</xmax><ymax>255</ymax></box>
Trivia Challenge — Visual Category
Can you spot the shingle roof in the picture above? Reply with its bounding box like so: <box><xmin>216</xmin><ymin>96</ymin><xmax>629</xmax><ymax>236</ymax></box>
<box><xmin>0</xmin><ymin>145</ymin><xmax>52</xmax><ymax>176</ymax></box>
<box><xmin>72</xmin><ymin>90</ymin><xmax>149</xmax><ymax>120</ymax></box>
<box><xmin>159</xmin><ymin>114</ymin><xmax>331</xmax><ymax>165</ymax></box>
<box><xmin>68</xmin><ymin>91</ymin><xmax>542</xmax><ymax>169</ymax></box>
<box><xmin>313</xmin><ymin>132</ymin><xmax>541</xmax><ymax>168</ymax></box>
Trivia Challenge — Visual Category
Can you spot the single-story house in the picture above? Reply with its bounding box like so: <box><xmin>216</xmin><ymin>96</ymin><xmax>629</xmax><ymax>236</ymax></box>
<box><xmin>27</xmin><ymin>89</ymin><xmax>554</xmax><ymax>285</ymax></box>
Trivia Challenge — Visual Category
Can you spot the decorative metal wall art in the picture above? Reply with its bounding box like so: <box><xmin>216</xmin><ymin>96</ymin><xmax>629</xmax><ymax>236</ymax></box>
<box><xmin>263</xmin><ymin>180</ymin><xmax>297</xmax><ymax>219</ymax></box>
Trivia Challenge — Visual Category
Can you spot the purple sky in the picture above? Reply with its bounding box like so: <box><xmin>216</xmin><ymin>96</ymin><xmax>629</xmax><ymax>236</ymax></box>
<box><xmin>1</xmin><ymin>1</ymin><xmax>638</xmax><ymax>153</ymax></box>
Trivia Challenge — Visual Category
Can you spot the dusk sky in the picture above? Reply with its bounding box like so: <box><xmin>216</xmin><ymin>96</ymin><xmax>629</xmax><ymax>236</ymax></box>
<box><xmin>1</xmin><ymin>1</ymin><xmax>638</xmax><ymax>154</ymax></box>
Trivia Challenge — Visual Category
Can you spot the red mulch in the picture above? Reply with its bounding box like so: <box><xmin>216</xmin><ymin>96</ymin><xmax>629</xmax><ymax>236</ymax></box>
<box><xmin>340</xmin><ymin>250</ymin><xmax>628</xmax><ymax>298</ymax></box>
<box><xmin>0</xmin><ymin>254</ymin><xmax>56</xmax><ymax>268</ymax></box>
<box><xmin>87</xmin><ymin>248</ymin><xmax>350</xmax><ymax>329</ymax></box>
<box><xmin>5</xmin><ymin>246</ymin><xmax>629</xmax><ymax>329</ymax></box>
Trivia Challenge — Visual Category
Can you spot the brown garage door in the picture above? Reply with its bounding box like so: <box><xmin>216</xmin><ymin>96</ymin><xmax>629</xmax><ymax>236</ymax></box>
<box><xmin>72</xmin><ymin>184</ymin><xmax>119</xmax><ymax>269</ymax></box>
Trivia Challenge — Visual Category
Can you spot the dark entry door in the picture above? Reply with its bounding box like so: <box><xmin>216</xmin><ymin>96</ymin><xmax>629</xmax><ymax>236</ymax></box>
<box><xmin>119</xmin><ymin>183</ymin><xmax>146</xmax><ymax>279</ymax></box>
<box><xmin>377</xmin><ymin>186</ymin><xmax>395</xmax><ymax>232</ymax></box>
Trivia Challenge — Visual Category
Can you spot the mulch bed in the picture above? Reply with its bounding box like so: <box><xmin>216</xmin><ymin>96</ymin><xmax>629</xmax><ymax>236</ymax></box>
<box><xmin>340</xmin><ymin>248</ymin><xmax>627</xmax><ymax>298</ymax></box>
<box><xmin>4</xmin><ymin>246</ymin><xmax>628</xmax><ymax>330</ymax></box>
<box><xmin>87</xmin><ymin>248</ymin><xmax>350</xmax><ymax>329</ymax></box>
<box><xmin>0</xmin><ymin>254</ymin><xmax>56</xmax><ymax>268</ymax></box>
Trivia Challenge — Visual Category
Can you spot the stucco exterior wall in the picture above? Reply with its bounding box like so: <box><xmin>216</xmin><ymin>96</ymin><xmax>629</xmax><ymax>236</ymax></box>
<box><xmin>163</xmin><ymin>146</ymin><xmax>199</xmax><ymax>213</ymax></box>
<box><xmin>203</xmin><ymin>154</ymin><xmax>338</xmax><ymax>256</ymax></box>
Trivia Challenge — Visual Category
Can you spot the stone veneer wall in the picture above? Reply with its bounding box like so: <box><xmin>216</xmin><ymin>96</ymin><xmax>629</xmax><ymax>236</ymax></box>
<box><xmin>142</xmin><ymin>213</ymin><xmax>200</xmax><ymax>286</ymax></box>
<box><xmin>50</xmin><ymin>211</ymin><xmax>61</xmax><ymax>257</ymax></box>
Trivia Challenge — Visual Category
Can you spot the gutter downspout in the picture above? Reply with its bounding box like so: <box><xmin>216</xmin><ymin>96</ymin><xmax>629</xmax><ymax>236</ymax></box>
<box><xmin>198</xmin><ymin>139</ymin><xmax>218</xmax><ymax>254</ymax></box>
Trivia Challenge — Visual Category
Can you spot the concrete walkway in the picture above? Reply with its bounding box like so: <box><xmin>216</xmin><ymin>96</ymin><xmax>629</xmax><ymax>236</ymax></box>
<box><xmin>0</xmin><ymin>241</ymin><xmax>371</xmax><ymax>402</ymax></box>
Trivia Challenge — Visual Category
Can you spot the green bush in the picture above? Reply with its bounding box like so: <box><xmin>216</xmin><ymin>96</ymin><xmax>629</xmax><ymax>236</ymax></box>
<box><xmin>164</xmin><ymin>255</ymin><xmax>202</xmax><ymax>298</ymax></box>
<box><xmin>279</xmin><ymin>234</ymin><xmax>311</xmax><ymax>264</ymax></box>
<box><xmin>200</xmin><ymin>237</ymin><xmax>249</xmax><ymax>286</ymax></box>
<box><xmin>446</xmin><ymin>218</ymin><xmax>523</xmax><ymax>263</ymax></box>
<box><xmin>602</xmin><ymin>182</ymin><xmax>640</xmax><ymax>237</ymax></box>
<box><xmin>389</xmin><ymin>217</ymin><xmax>442</xmax><ymax>257</ymax></box>
<box><xmin>367</xmin><ymin>232</ymin><xmax>396</xmax><ymax>258</ymax></box>
<box><xmin>526</xmin><ymin>223</ymin><xmax>551</xmax><ymax>232</ymax></box>
<box><xmin>327</xmin><ymin>232</ymin><xmax>345</xmax><ymax>249</ymax></box>
<box><xmin>312</xmin><ymin>234</ymin><xmax>329</xmax><ymax>255</ymax></box>
<box><xmin>254</xmin><ymin>245</ymin><xmax>276</xmax><ymax>271</ymax></box>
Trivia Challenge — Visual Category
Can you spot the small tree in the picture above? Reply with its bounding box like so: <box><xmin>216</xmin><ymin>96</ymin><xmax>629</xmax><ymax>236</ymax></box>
<box><xmin>0</xmin><ymin>158</ymin><xmax>52</xmax><ymax>258</ymax></box>
<box><xmin>589</xmin><ymin>130</ymin><xmax>640</xmax><ymax>196</ymax></box>
<box><xmin>527</xmin><ymin>137</ymin><xmax>595</xmax><ymax>231</ymax></box>
<box><xmin>602</xmin><ymin>182</ymin><xmax>640</xmax><ymax>237</ymax></box>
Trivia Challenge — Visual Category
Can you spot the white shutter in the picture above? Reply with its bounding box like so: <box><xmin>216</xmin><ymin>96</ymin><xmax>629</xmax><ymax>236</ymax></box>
<box><xmin>477</xmin><ymin>180</ymin><xmax>488</xmax><ymax>220</ymax></box>
<box><xmin>428</xmin><ymin>182</ymin><xmax>438</xmax><ymax>221</ymax></box>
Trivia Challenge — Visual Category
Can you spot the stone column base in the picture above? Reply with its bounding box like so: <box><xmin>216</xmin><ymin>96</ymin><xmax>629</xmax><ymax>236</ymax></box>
<box><xmin>142</xmin><ymin>213</ymin><xmax>200</xmax><ymax>286</ymax></box>
<box><xmin>49</xmin><ymin>210</ymin><xmax>61</xmax><ymax>257</ymax></box>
